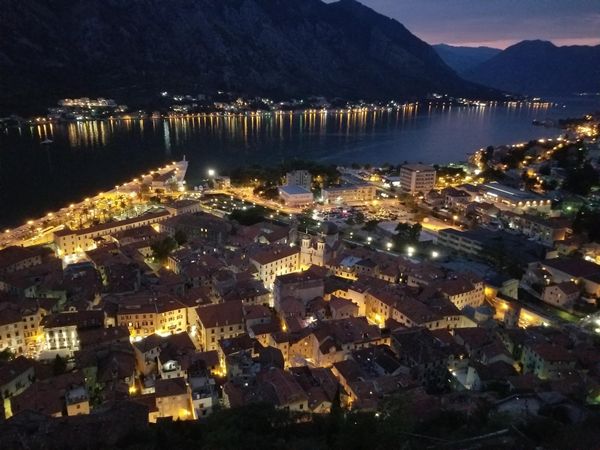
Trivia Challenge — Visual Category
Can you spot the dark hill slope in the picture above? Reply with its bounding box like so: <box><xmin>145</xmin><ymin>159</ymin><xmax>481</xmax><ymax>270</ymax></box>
<box><xmin>0</xmin><ymin>0</ymin><xmax>494</xmax><ymax>114</ymax></box>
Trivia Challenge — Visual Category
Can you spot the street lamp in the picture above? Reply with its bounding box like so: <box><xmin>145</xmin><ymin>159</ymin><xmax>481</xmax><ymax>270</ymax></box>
<box><xmin>386</xmin><ymin>242</ymin><xmax>393</xmax><ymax>251</ymax></box>
<box><xmin>432</xmin><ymin>251</ymin><xmax>439</xmax><ymax>259</ymax></box>
<box><xmin>208</xmin><ymin>169</ymin><xmax>215</xmax><ymax>177</ymax></box>
<box><xmin>407</xmin><ymin>246</ymin><xmax>415</xmax><ymax>257</ymax></box>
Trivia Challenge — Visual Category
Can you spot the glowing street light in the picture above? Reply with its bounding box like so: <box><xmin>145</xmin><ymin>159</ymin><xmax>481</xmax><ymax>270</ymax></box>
<box><xmin>407</xmin><ymin>246</ymin><xmax>415</xmax><ymax>257</ymax></box>
<box><xmin>208</xmin><ymin>169</ymin><xmax>216</xmax><ymax>177</ymax></box>
<box><xmin>386</xmin><ymin>242</ymin><xmax>393</xmax><ymax>251</ymax></box>
<box><xmin>432</xmin><ymin>251</ymin><xmax>439</xmax><ymax>259</ymax></box>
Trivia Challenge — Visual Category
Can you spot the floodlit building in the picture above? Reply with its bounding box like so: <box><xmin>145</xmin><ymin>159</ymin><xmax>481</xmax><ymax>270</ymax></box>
<box><xmin>0</xmin><ymin>301</ymin><xmax>50</xmax><ymax>357</ymax></box>
<box><xmin>41</xmin><ymin>311</ymin><xmax>106</xmax><ymax>358</ymax></box>
<box><xmin>322</xmin><ymin>184</ymin><xmax>376</xmax><ymax>205</ymax></box>
<box><xmin>196</xmin><ymin>301</ymin><xmax>245</xmax><ymax>352</ymax></box>
<box><xmin>114</xmin><ymin>294</ymin><xmax>189</xmax><ymax>339</ymax></box>
<box><xmin>278</xmin><ymin>185</ymin><xmax>314</xmax><ymax>207</ymax></box>
<box><xmin>478</xmin><ymin>182</ymin><xmax>551</xmax><ymax>212</ymax></box>
<box><xmin>249</xmin><ymin>245</ymin><xmax>301</xmax><ymax>289</ymax></box>
<box><xmin>53</xmin><ymin>210</ymin><xmax>171</xmax><ymax>256</ymax></box>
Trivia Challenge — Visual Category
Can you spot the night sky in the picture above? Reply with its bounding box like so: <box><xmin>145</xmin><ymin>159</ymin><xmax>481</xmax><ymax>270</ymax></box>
<box><xmin>333</xmin><ymin>0</ymin><xmax>600</xmax><ymax>49</ymax></box>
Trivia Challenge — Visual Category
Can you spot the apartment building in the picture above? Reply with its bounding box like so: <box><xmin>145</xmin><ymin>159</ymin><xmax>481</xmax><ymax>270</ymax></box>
<box><xmin>400</xmin><ymin>164</ymin><xmax>436</xmax><ymax>195</ymax></box>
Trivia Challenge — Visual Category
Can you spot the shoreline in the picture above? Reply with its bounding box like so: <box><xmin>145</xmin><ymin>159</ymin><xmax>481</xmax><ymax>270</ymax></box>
<box><xmin>0</xmin><ymin>107</ymin><xmax>593</xmax><ymax>232</ymax></box>
<box><xmin>0</xmin><ymin>160</ymin><xmax>188</xmax><ymax>251</ymax></box>
<box><xmin>2</xmin><ymin>99</ymin><xmax>557</xmax><ymax>128</ymax></box>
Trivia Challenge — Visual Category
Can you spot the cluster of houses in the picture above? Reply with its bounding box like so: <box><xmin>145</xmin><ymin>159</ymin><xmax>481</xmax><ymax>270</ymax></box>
<box><xmin>0</xmin><ymin>176</ymin><xmax>599</xmax><ymax>431</ymax></box>
<box><xmin>417</xmin><ymin>175</ymin><xmax>600</xmax><ymax>315</ymax></box>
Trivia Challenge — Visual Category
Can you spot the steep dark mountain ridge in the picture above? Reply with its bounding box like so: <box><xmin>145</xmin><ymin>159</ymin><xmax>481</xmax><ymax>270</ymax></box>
<box><xmin>433</xmin><ymin>43</ymin><xmax>501</xmax><ymax>74</ymax></box>
<box><xmin>465</xmin><ymin>40</ymin><xmax>600</xmax><ymax>95</ymax></box>
<box><xmin>0</xmin><ymin>0</ymin><xmax>494</xmax><ymax>114</ymax></box>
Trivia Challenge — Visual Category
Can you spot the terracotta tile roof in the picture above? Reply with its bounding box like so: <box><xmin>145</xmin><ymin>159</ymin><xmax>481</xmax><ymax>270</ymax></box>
<box><xmin>243</xmin><ymin>304</ymin><xmax>272</xmax><ymax>321</ymax></box>
<box><xmin>0</xmin><ymin>356</ymin><xmax>34</xmax><ymax>387</ymax></box>
<box><xmin>114</xmin><ymin>293</ymin><xmax>187</xmax><ymax>315</ymax></box>
<box><xmin>41</xmin><ymin>310</ymin><xmax>105</xmax><ymax>329</ymax></box>
<box><xmin>529</xmin><ymin>343</ymin><xmax>576</xmax><ymax>362</ymax></box>
<box><xmin>78</xmin><ymin>326</ymin><xmax>130</xmax><ymax>349</ymax></box>
<box><xmin>0</xmin><ymin>246</ymin><xmax>42</xmax><ymax>271</ymax></box>
<box><xmin>329</xmin><ymin>296</ymin><xmax>358</xmax><ymax>312</ymax></box>
<box><xmin>258</xmin><ymin>367</ymin><xmax>308</xmax><ymax>407</ymax></box>
<box><xmin>155</xmin><ymin>377</ymin><xmax>188</xmax><ymax>397</ymax></box>
<box><xmin>542</xmin><ymin>257</ymin><xmax>600</xmax><ymax>279</ymax></box>
<box><xmin>249</xmin><ymin>321</ymin><xmax>281</xmax><ymax>337</ymax></box>
<box><xmin>555</xmin><ymin>281</ymin><xmax>580</xmax><ymax>295</ymax></box>
<box><xmin>196</xmin><ymin>300</ymin><xmax>244</xmax><ymax>328</ymax></box>
<box><xmin>249</xmin><ymin>245</ymin><xmax>299</xmax><ymax>265</ymax></box>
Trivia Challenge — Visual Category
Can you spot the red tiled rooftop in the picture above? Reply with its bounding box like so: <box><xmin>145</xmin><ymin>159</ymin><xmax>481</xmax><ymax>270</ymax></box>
<box><xmin>196</xmin><ymin>300</ymin><xmax>244</xmax><ymax>328</ymax></box>
<box><xmin>250</xmin><ymin>245</ymin><xmax>299</xmax><ymax>265</ymax></box>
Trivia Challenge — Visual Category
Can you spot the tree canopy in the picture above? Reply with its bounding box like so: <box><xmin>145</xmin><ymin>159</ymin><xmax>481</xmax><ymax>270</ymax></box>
<box><xmin>151</xmin><ymin>236</ymin><xmax>178</xmax><ymax>262</ymax></box>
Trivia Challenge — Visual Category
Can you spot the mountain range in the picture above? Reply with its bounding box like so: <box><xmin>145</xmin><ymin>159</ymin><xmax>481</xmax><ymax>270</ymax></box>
<box><xmin>464</xmin><ymin>40</ymin><xmax>600</xmax><ymax>95</ymax></box>
<box><xmin>433</xmin><ymin>44</ymin><xmax>500</xmax><ymax>74</ymax></box>
<box><xmin>0</xmin><ymin>0</ymin><xmax>495</xmax><ymax>115</ymax></box>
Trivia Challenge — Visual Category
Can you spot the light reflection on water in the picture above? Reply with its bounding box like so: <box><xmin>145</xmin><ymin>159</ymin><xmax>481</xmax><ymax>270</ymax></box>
<box><xmin>1</xmin><ymin>99</ymin><xmax>598</xmax><ymax>228</ymax></box>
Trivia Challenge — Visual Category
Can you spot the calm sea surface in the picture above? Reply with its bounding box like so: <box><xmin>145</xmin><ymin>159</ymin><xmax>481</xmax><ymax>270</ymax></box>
<box><xmin>1</xmin><ymin>96</ymin><xmax>598</xmax><ymax>228</ymax></box>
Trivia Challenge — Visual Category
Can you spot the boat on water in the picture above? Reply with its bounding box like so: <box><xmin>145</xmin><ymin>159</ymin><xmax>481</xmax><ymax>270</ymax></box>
<box><xmin>532</xmin><ymin>119</ymin><xmax>555</xmax><ymax>127</ymax></box>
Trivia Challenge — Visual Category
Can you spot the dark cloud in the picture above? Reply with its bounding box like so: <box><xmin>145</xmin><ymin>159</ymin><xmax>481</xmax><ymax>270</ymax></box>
<box><xmin>331</xmin><ymin>0</ymin><xmax>600</xmax><ymax>48</ymax></box>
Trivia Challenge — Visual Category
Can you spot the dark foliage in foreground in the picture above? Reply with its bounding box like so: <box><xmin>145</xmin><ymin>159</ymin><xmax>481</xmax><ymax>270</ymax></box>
<box><xmin>110</xmin><ymin>400</ymin><xmax>600</xmax><ymax>450</ymax></box>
